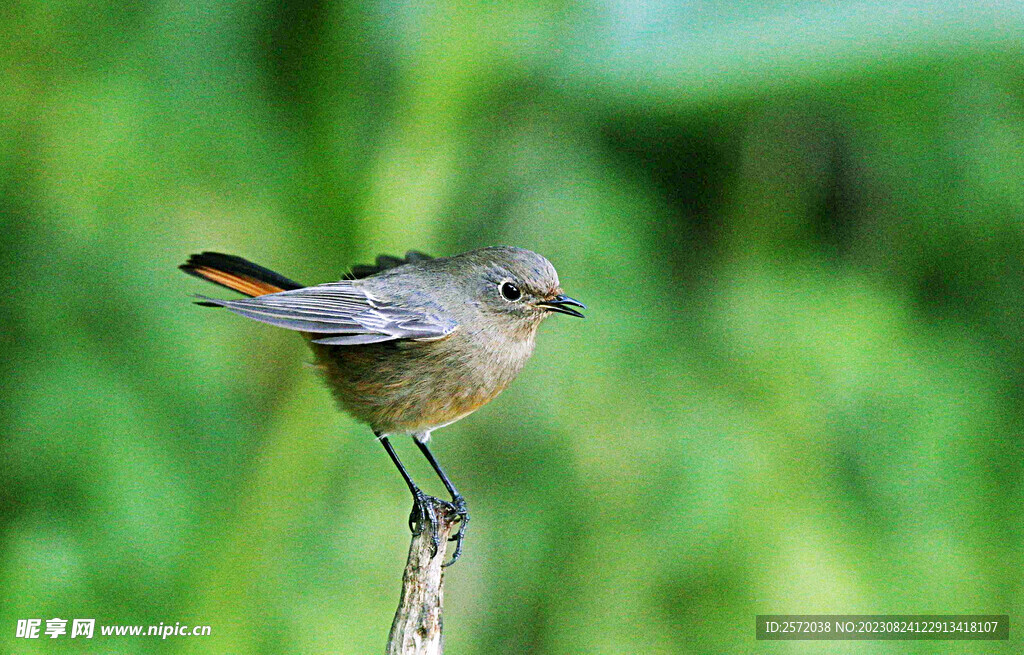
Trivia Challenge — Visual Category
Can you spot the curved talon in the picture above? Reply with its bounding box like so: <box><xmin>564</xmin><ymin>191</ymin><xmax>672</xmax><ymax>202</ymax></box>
<box><xmin>446</xmin><ymin>495</ymin><xmax>469</xmax><ymax>541</ymax></box>
<box><xmin>408</xmin><ymin>492</ymin><xmax>437</xmax><ymax>556</ymax></box>
<box><xmin>442</xmin><ymin>495</ymin><xmax>469</xmax><ymax>567</ymax></box>
<box><xmin>408</xmin><ymin>492</ymin><xmax>422</xmax><ymax>535</ymax></box>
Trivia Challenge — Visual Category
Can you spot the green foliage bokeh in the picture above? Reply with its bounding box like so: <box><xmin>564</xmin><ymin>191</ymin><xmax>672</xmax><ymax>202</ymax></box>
<box><xmin>2</xmin><ymin>1</ymin><xmax>1023</xmax><ymax>653</ymax></box>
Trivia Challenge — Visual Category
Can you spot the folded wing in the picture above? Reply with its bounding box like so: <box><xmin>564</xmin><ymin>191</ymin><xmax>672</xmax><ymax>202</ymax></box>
<box><xmin>196</xmin><ymin>281</ymin><xmax>456</xmax><ymax>345</ymax></box>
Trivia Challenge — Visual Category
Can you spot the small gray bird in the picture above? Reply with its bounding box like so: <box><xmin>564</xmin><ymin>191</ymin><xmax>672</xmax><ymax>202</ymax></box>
<box><xmin>180</xmin><ymin>247</ymin><xmax>585</xmax><ymax>564</ymax></box>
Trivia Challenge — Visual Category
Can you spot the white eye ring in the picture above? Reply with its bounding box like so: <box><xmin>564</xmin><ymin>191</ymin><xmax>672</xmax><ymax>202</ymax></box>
<box><xmin>499</xmin><ymin>280</ymin><xmax>522</xmax><ymax>302</ymax></box>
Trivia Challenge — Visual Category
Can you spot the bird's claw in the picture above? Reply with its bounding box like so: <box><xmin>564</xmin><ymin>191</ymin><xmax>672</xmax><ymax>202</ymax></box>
<box><xmin>408</xmin><ymin>491</ymin><xmax>428</xmax><ymax>537</ymax></box>
<box><xmin>442</xmin><ymin>495</ymin><xmax>469</xmax><ymax>567</ymax></box>
<box><xmin>409</xmin><ymin>492</ymin><xmax>453</xmax><ymax>560</ymax></box>
<box><xmin>408</xmin><ymin>492</ymin><xmax>469</xmax><ymax>565</ymax></box>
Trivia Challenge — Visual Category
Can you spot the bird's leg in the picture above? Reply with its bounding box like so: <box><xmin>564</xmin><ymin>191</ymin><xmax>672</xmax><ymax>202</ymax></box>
<box><xmin>414</xmin><ymin>434</ymin><xmax>469</xmax><ymax>567</ymax></box>
<box><xmin>377</xmin><ymin>434</ymin><xmax>449</xmax><ymax>559</ymax></box>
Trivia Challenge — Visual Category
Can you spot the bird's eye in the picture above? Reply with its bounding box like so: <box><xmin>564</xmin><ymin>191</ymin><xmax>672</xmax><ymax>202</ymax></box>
<box><xmin>500</xmin><ymin>281</ymin><xmax>522</xmax><ymax>302</ymax></box>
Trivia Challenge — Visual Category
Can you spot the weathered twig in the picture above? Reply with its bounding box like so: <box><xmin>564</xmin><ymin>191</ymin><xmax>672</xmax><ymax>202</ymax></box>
<box><xmin>386</xmin><ymin>498</ymin><xmax>459</xmax><ymax>655</ymax></box>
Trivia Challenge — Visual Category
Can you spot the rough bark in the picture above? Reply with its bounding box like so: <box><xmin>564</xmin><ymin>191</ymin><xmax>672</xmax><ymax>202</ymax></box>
<box><xmin>385</xmin><ymin>498</ymin><xmax>458</xmax><ymax>655</ymax></box>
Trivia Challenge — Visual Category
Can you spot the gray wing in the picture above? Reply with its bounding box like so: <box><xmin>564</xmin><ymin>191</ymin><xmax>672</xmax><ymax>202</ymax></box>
<box><xmin>196</xmin><ymin>281</ymin><xmax>456</xmax><ymax>345</ymax></box>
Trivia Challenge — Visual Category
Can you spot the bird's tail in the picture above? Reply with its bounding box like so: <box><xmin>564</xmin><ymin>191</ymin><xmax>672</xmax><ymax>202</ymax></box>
<box><xmin>179</xmin><ymin>252</ymin><xmax>304</xmax><ymax>298</ymax></box>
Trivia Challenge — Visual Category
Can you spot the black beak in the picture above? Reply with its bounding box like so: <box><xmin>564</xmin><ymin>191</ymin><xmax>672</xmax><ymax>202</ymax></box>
<box><xmin>537</xmin><ymin>294</ymin><xmax>586</xmax><ymax>318</ymax></box>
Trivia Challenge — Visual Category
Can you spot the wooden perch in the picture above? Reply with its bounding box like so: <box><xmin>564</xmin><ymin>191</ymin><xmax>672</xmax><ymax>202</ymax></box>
<box><xmin>386</xmin><ymin>498</ymin><xmax>459</xmax><ymax>655</ymax></box>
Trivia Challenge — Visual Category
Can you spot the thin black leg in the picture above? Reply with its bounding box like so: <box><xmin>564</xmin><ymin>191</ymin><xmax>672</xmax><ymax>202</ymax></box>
<box><xmin>379</xmin><ymin>435</ymin><xmax>420</xmax><ymax>497</ymax></box>
<box><xmin>415</xmin><ymin>439</ymin><xmax>461</xmax><ymax>498</ymax></box>
<box><xmin>377</xmin><ymin>433</ymin><xmax>451</xmax><ymax>559</ymax></box>
<box><xmin>415</xmin><ymin>439</ymin><xmax>469</xmax><ymax>566</ymax></box>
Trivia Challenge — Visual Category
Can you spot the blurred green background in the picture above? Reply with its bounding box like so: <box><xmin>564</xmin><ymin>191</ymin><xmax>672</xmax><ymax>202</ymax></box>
<box><xmin>2</xmin><ymin>1</ymin><xmax>1023</xmax><ymax>653</ymax></box>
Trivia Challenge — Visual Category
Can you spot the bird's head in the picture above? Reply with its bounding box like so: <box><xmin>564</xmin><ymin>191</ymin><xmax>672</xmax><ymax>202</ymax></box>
<box><xmin>454</xmin><ymin>247</ymin><xmax>585</xmax><ymax>335</ymax></box>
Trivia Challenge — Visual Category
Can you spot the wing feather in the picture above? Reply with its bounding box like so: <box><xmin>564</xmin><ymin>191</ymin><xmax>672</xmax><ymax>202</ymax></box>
<box><xmin>196</xmin><ymin>280</ymin><xmax>456</xmax><ymax>344</ymax></box>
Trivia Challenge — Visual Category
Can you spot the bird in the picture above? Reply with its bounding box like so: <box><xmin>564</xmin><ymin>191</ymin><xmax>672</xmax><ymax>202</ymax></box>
<box><xmin>180</xmin><ymin>246</ymin><xmax>585</xmax><ymax>565</ymax></box>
